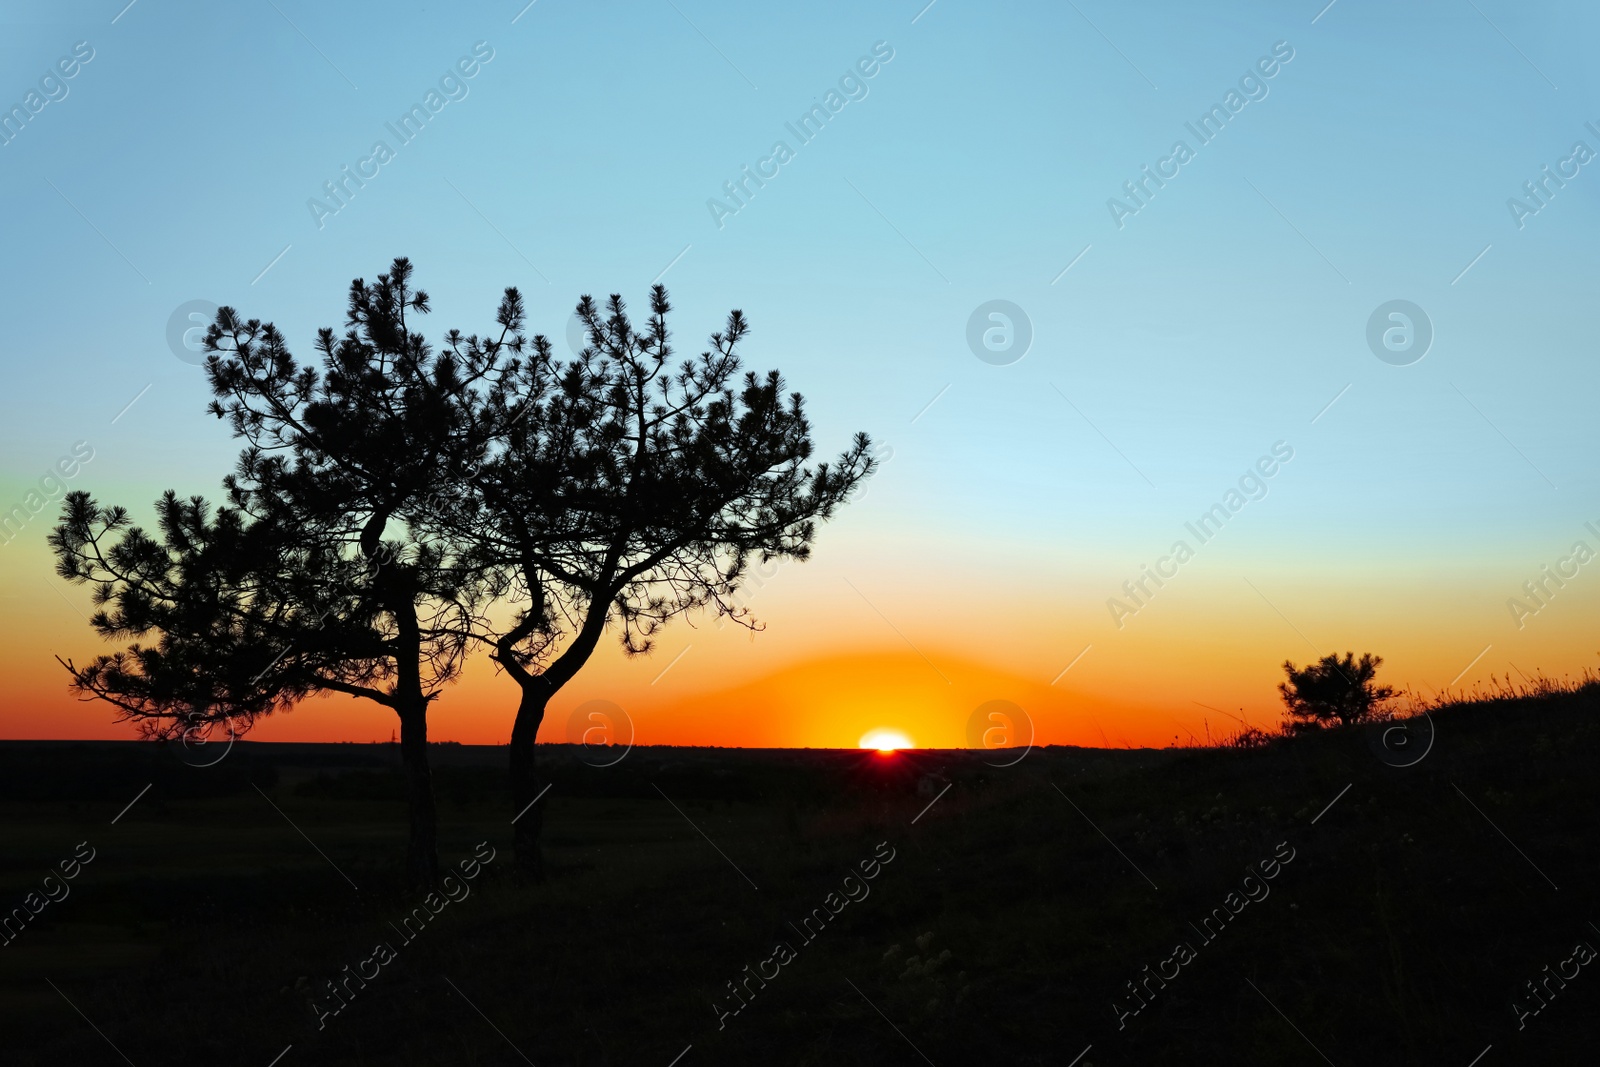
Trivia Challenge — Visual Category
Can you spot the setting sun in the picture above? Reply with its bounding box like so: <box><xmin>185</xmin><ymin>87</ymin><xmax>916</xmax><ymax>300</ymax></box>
<box><xmin>859</xmin><ymin>728</ymin><xmax>913</xmax><ymax>752</ymax></box>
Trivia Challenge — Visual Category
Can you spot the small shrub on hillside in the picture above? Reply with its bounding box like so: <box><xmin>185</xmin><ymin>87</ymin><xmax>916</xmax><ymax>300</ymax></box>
<box><xmin>1279</xmin><ymin>651</ymin><xmax>1394</xmax><ymax>729</ymax></box>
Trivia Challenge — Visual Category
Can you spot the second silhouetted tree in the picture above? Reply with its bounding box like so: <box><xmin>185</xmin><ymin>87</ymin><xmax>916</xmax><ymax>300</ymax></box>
<box><xmin>442</xmin><ymin>285</ymin><xmax>875</xmax><ymax>875</ymax></box>
<box><xmin>1278</xmin><ymin>651</ymin><xmax>1394</xmax><ymax>730</ymax></box>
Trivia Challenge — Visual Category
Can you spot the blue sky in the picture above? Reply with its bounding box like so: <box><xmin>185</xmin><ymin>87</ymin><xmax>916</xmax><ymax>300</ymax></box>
<box><xmin>4</xmin><ymin>0</ymin><xmax>1599</xmax><ymax>742</ymax></box>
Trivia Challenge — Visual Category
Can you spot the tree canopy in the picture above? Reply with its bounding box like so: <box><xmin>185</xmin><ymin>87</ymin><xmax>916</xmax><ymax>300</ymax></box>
<box><xmin>52</xmin><ymin>259</ymin><xmax>875</xmax><ymax>880</ymax></box>
<box><xmin>53</xmin><ymin>258</ymin><xmax>520</xmax><ymax>882</ymax></box>
<box><xmin>440</xmin><ymin>284</ymin><xmax>875</xmax><ymax>871</ymax></box>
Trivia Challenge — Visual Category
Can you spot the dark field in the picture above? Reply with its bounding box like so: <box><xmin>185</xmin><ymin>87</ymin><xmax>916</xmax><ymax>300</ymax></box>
<box><xmin>2</xmin><ymin>688</ymin><xmax>1597</xmax><ymax>1066</ymax></box>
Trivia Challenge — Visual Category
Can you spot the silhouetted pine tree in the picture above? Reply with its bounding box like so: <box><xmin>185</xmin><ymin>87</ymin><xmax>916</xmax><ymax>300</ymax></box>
<box><xmin>53</xmin><ymin>258</ymin><xmax>520</xmax><ymax>884</ymax></box>
<box><xmin>446</xmin><ymin>285</ymin><xmax>875</xmax><ymax>875</ymax></box>
<box><xmin>1278</xmin><ymin>651</ymin><xmax>1395</xmax><ymax>730</ymax></box>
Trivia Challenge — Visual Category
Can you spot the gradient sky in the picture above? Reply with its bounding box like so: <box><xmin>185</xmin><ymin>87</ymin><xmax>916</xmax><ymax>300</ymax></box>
<box><xmin>3</xmin><ymin>0</ymin><xmax>1598</xmax><ymax>750</ymax></box>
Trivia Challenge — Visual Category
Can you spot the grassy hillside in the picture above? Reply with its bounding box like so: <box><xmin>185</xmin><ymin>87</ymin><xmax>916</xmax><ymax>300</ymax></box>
<box><xmin>1</xmin><ymin>683</ymin><xmax>1595</xmax><ymax>1065</ymax></box>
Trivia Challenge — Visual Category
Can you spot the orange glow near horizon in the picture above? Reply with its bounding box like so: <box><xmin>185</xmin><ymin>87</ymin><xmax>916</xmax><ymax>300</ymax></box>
<box><xmin>9</xmin><ymin>510</ymin><xmax>1600</xmax><ymax>750</ymax></box>
<box><xmin>859</xmin><ymin>728</ymin><xmax>914</xmax><ymax>752</ymax></box>
<box><xmin>14</xmin><ymin>629</ymin><xmax>1599</xmax><ymax>751</ymax></box>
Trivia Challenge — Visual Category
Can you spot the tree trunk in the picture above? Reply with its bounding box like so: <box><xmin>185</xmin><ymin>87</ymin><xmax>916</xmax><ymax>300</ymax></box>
<box><xmin>509</xmin><ymin>686</ymin><xmax>550</xmax><ymax>879</ymax></box>
<box><xmin>397</xmin><ymin>698</ymin><xmax>440</xmax><ymax>886</ymax></box>
<box><xmin>501</xmin><ymin>591</ymin><xmax>608</xmax><ymax>880</ymax></box>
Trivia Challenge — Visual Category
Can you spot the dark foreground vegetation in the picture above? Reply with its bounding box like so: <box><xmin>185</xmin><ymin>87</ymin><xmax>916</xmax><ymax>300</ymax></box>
<box><xmin>2</xmin><ymin>682</ymin><xmax>1596</xmax><ymax>1065</ymax></box>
